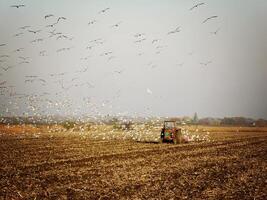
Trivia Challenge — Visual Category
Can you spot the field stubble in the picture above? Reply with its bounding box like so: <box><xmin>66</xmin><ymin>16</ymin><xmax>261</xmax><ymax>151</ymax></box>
<box><xmin>0</xmin><ymin>125</ymin><xmax>266</xmax><ymax>199</ymax></box>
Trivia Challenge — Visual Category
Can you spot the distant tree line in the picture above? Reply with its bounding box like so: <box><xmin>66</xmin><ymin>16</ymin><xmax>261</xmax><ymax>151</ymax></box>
<box><xmin>1</xmin><ymin>115</ymin><xmax>267</xmax><ymax>127</ymax></box>
<box><xmin>171</xmin><ymin>116</ymin><xmax>267</xmax><ymax>127</ymax></box>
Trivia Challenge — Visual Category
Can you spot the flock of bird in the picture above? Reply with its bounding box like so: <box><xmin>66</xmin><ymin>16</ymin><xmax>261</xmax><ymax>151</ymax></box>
<box><xmin>0</xmin><ymin>1</ymin><xmax>220</xmax><ymax>120</ymax></box>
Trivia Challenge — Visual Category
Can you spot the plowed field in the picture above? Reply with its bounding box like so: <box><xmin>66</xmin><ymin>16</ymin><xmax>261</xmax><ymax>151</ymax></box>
<box><xmin>0</xmin><ymin>126</ymin><xmax>266</xmax><ymax>199</ymax></box>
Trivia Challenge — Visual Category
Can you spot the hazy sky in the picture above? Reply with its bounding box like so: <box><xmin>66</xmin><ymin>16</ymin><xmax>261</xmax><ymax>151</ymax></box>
<box><xmin>0</xmin><ymin>0</ymin><xmax>267</xmax><ymax>119</ymax></box>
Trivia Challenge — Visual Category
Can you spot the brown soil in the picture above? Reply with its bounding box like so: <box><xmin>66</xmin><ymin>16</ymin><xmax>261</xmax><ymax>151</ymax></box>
<box><xmin>0</xmin><ymin>126</ymin><xmax>266</xmax><ymax>199</ymax></box>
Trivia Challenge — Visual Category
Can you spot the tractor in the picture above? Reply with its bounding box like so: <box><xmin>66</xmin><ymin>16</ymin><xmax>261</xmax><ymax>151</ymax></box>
<box><xmin>160</xmin><ymin>120</ymin><xmax>183</xmax><ymax>144</ymax></box>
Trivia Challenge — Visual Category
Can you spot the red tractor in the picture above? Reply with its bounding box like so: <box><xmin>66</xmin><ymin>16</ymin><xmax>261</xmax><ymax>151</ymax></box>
<box><xmin>160</xmin><ymin>120</ymin><xmax>183</xmax><ymax>144</ymax></box>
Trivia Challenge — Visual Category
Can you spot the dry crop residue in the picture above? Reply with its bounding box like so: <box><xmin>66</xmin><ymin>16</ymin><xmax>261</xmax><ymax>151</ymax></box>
<box><xmin>0</xmin><ymin>128</ymin><xmax>266</xmax><ymax>199</ymax></box>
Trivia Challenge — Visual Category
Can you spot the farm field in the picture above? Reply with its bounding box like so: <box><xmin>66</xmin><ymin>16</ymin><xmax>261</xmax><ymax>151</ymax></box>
<box><xmin>0</xmin><ymin>125</ymin><xmax>266</xmax><ymax>199</ymax></box>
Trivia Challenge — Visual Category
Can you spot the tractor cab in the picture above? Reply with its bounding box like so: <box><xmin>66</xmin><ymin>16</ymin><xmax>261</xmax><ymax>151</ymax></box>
<box><xmin>160</xmin><ymin>120</ymin><xmax>182</xmax><ymax>144</ymax></box>
<box><xmin>164</xmin><ymin>121</ymin><xmax>176</xmax><ymax>129</ymax></box>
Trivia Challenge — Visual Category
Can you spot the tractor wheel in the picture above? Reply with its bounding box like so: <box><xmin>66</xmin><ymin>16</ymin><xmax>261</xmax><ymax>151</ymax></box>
<box><xmin>174</xmin><ymin>134</ymin><xmax>182</xmax><ymax>144</ymax></box>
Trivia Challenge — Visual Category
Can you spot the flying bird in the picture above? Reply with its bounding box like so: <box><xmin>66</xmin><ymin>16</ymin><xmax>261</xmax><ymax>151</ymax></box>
<box><xmin>100</xmin><ymin>51</ymin><xmax>112</xmax><ymax>56</ymax></box>
<box><xmin>135</xmin><ymin>38</ymin><xmax>146</xmax><ymax>43</ymax></box>
<box><xmin>49</xmin><ymin>29</ymin><xmax>56</xmax><ymax>34</ymax></box>
<box><xmin>80</xmin><ymin>55</ymin><xmax>91</xmax><ymax>60</ymax></box>
<box><xmin>39</xmin><ymin>50</ymin><xmax>47</xmax><ymax>56</ymax></box>
<box><xmin>211</xmin><ymin>28</ymin><xmax>220</xmax><ymax>35</ymax></box>
<box><xmin>45</xmin><ymin>14</ymin><xmax>54</xmax><ymax>19</ymax></box>
<box><xmin>111</xmin><ymin>21</ymin><xmax>122</xmax><ymax>28</ymax></box>
<box><xmin>134</xmin><ymin>33</ymin><xmax>145</xmax><ymax>38</ymax></box>
<box><xmin>46</xmin><ymin>23</ymin><xmax>58</xmax><ymax>28</ymax></box>
<box><xmin>85</xmin><ymin>82</ymin><xmax>94</xmax><ymax>88</ymax></box>
<box><xmin>19</xmin><ymin>61</ymin><xmax>30</xmax><ymax>65</ymax></box>
<box><xmin>86</xmin><ymin>45</ymin><xmax>94</xmax><ymax>50</ymax></box>
<box><xmin>89</xmin><ymin>38</ymin><xmax>103</xmax><ymax>43</ymax></box>
<box><xmin>189</xmin><ymin>3</ymin><xmax>205</xmax><ymax>11</ymax></box>
<box><xmin>50</xmin><ymin>72</ymin><xmax>67</xmax><ymax>77</ymax></box>
<box><xmin>19</xmin><ymin>56</ymin><xmax>29</xmax><ymax>60</ymax></box>
<box><xmin>168</xmin><ymin>26</ymin><xmax>181</xmax><ymax>34</ymax></box>
<box><xmin>28</xmin><ymin>30</ymin><xmax>41</xmax><ymax>34</ymax></box>
<box><xmin>200</xmin><ymin>61</ymin><xmax>212</xmax><ymax>66</ymax></box>
<box><xmin>57</xmin><ymin>17</ymin><xmax>66</xmax><ymax>23</ymax></box>
<box><xmin>57</xmin><ymin>35</ymin><xmax>68</xmax><ymax>40</ymax></box>
<box><xmin>108</xmin><ymin>56</ymin><xmax>115</xmax><ymax>61</ymax></box>
<box><xmin>11</xmin><ymin>5</ymin><xmax>25</xmax><ymax>8</ymax></box>
<box><xmin>31</xmin><ymin>38</ymin><xmax>44</xmax><ymax>43</ymax></box>
<box><xmin>71</xmin><ymin>77</ymin><xmax>79</xmax><ymax>82</ymax></box>
<box><xmin>156</xmin><ymin>45</ymin><xmax>167</xmax><ymax>49</ymax></box>
<box><xmin>99</xmin><ymin>7</ymin><xmax>110</xmax><ymax>14</ymax></box>
<box><xmin>152</xmin><ymin>39</ymin><xmax>160</xmax><ymax>44</ymax></box>
<box><xmin>19</xmin><ymin>26</ymin><xmax>30</xmax><ymax>30</ymax></box>
<box><xmin>75</xmin><ymin>67</ymin><xmax>88</xmax><ymax>73</ymax></box>
<box><xmin>24</xmin><ymin>79</ymin><xmax>34</xmax><ymax>83</ymax></box>
<box><xmin>13</xmin><ymin>48</ymin><xmax>24</xmax><ymax>52</ymax></box>
<box><xmin>203</xmin><ymin>16</ymin><xmax>218</xmax><ymax>23</ymax></box>
<box><xmin>49</xmin><ymin>29</ymin><xmax>62</xmax><ymax>37</ymax></box>
<box><xmin>87</xmin><ymin>38</ymin><xmax>104</xmax><ymax>46</ymax></box>
<box><xmin>65</xmin><ymin>46</ymin><xmax>74</xmax><ymax>51</ymax></box>
<box><xmin>88</xmin><ymin>20</ymin><xmax>97</xmax><ymax>25</ymax></box>
<box><xmin>146</xmin><ymin>88</ymin><xmax>152</xmax><ymax>94</ymax></box>
<box><xmin>56</xmin><ymin>48</ymin><xmax>65</xmax><ymax>53</ymax></box>
<box><xmin>1</xmin><ymin>66</ymin><xmax>13</xmax><ymax>71</ymax></box>
<box><xmin>114</xmin><ymin>70</ymin><xmax>123</xmax><ymax>74</ymax></box>
<box><xmin>13</xmin><ymin>32</ymin><xmax>24</xmax><ymax>37</ymax></box>
<box><xmin>38</xmin><ymin>79</ymin><xmax>46</xmax><ymax>83</ymax></box>
<box><xmin>60</xmin><ymin>83</ymin><xmax>73</xmax><ymax>91</ymax></box>
<box><xmin>24</xmin><ymin>78</ymin><xmax>46</xmax><ymax>84</ymax></box>
<box><xmin>57</xmin><ymin>47</ymin><xmax>73</xmax><ymax>53</ymax></box>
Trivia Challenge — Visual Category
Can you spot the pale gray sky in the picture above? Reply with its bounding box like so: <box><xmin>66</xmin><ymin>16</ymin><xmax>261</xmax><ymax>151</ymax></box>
<box><xmin>0</xmin><ymin>0</ymin><xmax>267</xmax><ymax>119</ymax></box>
